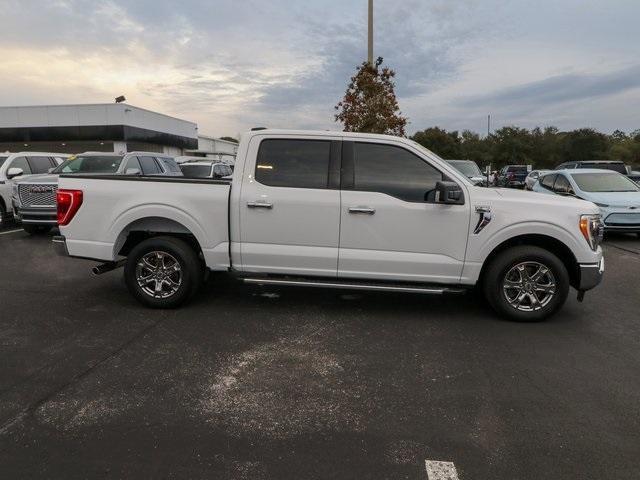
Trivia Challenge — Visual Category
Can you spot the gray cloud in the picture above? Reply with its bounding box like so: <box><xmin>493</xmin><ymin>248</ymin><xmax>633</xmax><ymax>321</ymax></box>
<box><xmin>460</xmin><ymin>65</ymin><xmax>640</xmax><ymax>111</ymax></box>
<box><xmin>1</xmin><ymin>0</ymin><xmax>639</xmax><ymax>135</ymax></box>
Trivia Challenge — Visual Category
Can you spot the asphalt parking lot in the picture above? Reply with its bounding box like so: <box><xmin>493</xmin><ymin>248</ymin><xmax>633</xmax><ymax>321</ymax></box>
<box><xmin>0</xmin><ymin>227</ymin><xmax>639</xmax><ymax>479</ymax></box>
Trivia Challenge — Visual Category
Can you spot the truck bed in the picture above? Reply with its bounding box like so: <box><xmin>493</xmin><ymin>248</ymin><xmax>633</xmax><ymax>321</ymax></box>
<box><xmin>58</xmin><ymin>175</ymin><xmax>231</xmax><ymax>270</ymax></box>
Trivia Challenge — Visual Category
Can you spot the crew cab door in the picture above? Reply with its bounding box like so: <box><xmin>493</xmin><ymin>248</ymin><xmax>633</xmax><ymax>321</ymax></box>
<box><xmin>237</xmin><ymin>135</ymin><xmax>341</xmax><ymax>276</ymax></box>
<box><xmin>338</xmin><ymin>140</ymin><xmax>470</xmax><ymax>283</ymax></box>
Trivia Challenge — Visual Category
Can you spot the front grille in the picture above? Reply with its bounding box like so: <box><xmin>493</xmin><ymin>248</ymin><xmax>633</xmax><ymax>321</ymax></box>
<box><xmin>18</xmin><ymin>184</ymin><xmax>57</xmax><ymax>208</ymax></box>
<box><xmin>604</xmin><ymin>212</ymin><xmax>640</xmax><ymax>226</ymax></box>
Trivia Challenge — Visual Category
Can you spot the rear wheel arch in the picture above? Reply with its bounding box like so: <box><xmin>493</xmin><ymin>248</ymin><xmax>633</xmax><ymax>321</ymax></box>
<box><xmin>479</xmin><ymin>234</ymin><xmax>580</xmax><ymax>288</ymax></box>
<box><xmin>115</xmin><ymin>217</ymin><xmax>204</xmax><ymax>259</ymax></box>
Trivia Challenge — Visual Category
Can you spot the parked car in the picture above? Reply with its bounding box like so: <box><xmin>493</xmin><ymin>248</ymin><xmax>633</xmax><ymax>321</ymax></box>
<box><xmin>497</xmin><ymin>165</ymin><xmax>529</xmax><ymax>188</ymax></box>
<box><xmin>555</xmin><ymin>160</ymin><xmax>627</xmax><ymax>174</ymax></box>
<box><xmin>533</xmin><ymin>169</ymin><xmax>640</xmax><ymax>234</ymax></box>
<box><xmin>445</xmin><ymin>160</ymin><xmax>487</xmax><ymax>186</ymax></box>
<box><xmin>13</xmin><ymin>152</ymin><xmax>182</xmax><ymax>234</ymax></box>
<box><xmin>525</xmin><ymin>169</ymin><xmax>552</xmax><ymax>190</ymax></box>
<box><xmin>0</xmin><ymin>152</ymin><xmax>70</xmax><ymax>228</ymax></box>
<box><xmin>54</xmin><ymin>130</ymin><xmax>604</xmax><ymax>322</ymax></box>
<box><xmin>180</xmin><ymin>160</ymin><xmax>233</xmax><ymax>180</ymax></box>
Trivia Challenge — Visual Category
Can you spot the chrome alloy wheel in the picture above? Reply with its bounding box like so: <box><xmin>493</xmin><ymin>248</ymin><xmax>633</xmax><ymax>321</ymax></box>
<box><xmin>502</xmin><ymin>261</ymin><xmax>556</xmax><ymax>312</ymax></box>
<box><xmin>136</xmin><ymin>251</ymin><xmax>183</xmax><ymax>299</ymax></box>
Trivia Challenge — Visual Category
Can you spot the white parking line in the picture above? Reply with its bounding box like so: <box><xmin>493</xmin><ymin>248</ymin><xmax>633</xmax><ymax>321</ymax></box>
<box><xmin>0</xmin><ymin>229</ymin><xmax>22</xmax><ymax>236</ymax></box>
<box><xmin>425</xmin><ymin>460</ymin><xmax>460</xmax><ymax>480</ymax></box>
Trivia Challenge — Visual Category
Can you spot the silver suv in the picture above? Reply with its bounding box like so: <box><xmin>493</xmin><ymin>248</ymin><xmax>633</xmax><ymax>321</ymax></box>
<box><xmin>13</xmin><ymin>152</ymin><xmax>182</xmax><ymax>234</ymax></box>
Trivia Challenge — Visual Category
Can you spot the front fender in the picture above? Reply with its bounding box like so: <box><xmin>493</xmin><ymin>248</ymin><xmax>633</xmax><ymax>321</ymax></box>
<box><xmin>470</xmin><ymin>221</ymin><xmax>592</xmax><ymax>264</ymax></box>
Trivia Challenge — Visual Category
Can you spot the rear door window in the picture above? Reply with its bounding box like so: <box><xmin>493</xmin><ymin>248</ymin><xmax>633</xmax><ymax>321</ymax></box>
<box><xmin>256</xmin><ymin>139</ymin><xmax>331</xmax><ymax>189</ymax></box>
<box><xmin>138</xmin><ymin>156</ymin><xmax>161</xmax><ymax>175</ymax></box>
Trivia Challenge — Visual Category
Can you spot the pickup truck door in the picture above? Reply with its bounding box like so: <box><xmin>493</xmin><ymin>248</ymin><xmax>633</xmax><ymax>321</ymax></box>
<box><xmin>237</xmin><ymin>135</ymin><xmax>341</xmax><ymax>276</ymax></box>
<box><xmin>338</xmin><ymin>140</ymin><xmax>471</xmax><ymax>284</ymax></box>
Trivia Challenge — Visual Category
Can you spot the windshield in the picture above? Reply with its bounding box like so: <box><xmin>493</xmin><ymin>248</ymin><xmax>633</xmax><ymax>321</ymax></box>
<box><xmin>447</xmin><ymin>160</ymin><xmax>482</xmax><ymax>177</ymax></box>
<box><xmin>180</xmin><ymin>164</ymin><xmax>212</xmax><ymax>178</ymax></box>
<box><xmin>507</xmin><ymin>166</ymin><xmax>528</xmax><ymax>173</ymax></box>
<box><xmin>577</xmin><ymin>162</ymin><xmax>626</xmax><ymax>174</ymax></box>
<box><xmin>0</xmin><ymin>156</ymin><xmax>7</xmax><ymax>168</ymax></box>
<box><xmin>571</xmin><ymin>172</ymin><xmax>640</xmax><ymax>193</ymax></box>
<box><xmin>53</xmin><ymin>155</ymin><xmax>123</xmax><ymax>174</ymax></box>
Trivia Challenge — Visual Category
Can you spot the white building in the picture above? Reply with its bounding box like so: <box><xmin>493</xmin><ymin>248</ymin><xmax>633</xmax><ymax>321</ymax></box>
<box><xmin>0</xmin><ymin>103</ymin><xmax>200</xmax><ymax>155</ymax></box>
<box><xmin>188</xmin><ymin>134</ymin><xmax>239</xmax><ymax>163</ymax></box>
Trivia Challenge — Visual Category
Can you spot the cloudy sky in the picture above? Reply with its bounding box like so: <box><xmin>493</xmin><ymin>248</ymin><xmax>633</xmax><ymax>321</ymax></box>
<box><xmin>1</xmin><ymin>0</ymin><xmax>639</xmax><ymax>137</ymax></box>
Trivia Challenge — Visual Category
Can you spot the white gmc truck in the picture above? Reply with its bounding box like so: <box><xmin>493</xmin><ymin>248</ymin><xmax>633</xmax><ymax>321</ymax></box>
<box><xmin>54</xmin><ymin>130</ymin><xmax>605</xmax><ymax>321</ymax></box>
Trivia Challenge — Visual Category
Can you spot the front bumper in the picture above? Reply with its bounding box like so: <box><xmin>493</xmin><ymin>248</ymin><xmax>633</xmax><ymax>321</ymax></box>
<box><xmin>13</xmin><ymin>205</ymin><xmax>57</xmax><ymax>226</ymax></box>
<box><xmin>52</xmin><ymin>235</ymin><xmax>69</xmax><ymax>257</ymax></box>
<box><xmin>577</xmin><ymin>257</ymin><xmax>605</xmax><ymax>291</ymax></box>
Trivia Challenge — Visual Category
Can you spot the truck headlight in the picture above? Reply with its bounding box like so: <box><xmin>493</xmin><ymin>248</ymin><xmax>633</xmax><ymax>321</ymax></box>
<box><xmin>580</xmin><ymin>214</ymin><xmax>604</xmax><ymax>251</ymax></box>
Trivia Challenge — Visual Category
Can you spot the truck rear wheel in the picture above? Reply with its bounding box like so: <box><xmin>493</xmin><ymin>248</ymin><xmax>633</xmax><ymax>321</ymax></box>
<box><xmin>124</xmin><ymin>236</ymin><xmax>204</xmax><ymax>308</ymax></box>
<box><xmin>483</xmin><ymin>246</ymin><xmax>569</xmax><ymax>322</ymax></box>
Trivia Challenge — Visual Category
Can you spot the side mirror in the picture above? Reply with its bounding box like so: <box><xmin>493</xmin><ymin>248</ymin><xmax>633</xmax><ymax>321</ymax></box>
<box><xmin>48</xmin><ymin>167</ymin><xmax>55</xmax><ymax>173</ymax></box>
<box><xmin>6</xmin><ymin>167</ymin><xmax>24</xmax><ymax>180</ymax></box>
<box><xmin>125</xmin><ymin>168</ymin><xmax>141</xmax><ymax>176</ymax></box>
<box><xmin>435</xmin><ymin>181</ymin><xmax>464</xmax><ymax>205</ymax></box>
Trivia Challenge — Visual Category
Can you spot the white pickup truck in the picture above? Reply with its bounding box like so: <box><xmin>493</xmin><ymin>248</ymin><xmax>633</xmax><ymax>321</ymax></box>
<box><xmin>54</xmin><ymin>129</ymin><xmax>605</xmax><ymax>321</ymax></box>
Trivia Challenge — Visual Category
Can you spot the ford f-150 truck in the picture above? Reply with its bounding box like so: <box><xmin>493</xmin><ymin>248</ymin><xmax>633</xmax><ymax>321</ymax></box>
<box><xmin>53</xmin><ymin>130</ymin><xmax>605</xmax><ymax>321</ymax></box>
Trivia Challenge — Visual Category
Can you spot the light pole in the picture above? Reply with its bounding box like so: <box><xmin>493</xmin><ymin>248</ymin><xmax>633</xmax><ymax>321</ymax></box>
<box><xmin>368</xmin><ymin>0</ymin><xmax>374</xmax><ymax>64</ymax></box>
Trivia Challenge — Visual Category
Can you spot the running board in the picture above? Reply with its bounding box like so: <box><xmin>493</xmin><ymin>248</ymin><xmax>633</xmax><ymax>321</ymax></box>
<box><xmin>242</xmin><ymin>277</ymin><xmax>466</xmax><ymax>295</ymax></box>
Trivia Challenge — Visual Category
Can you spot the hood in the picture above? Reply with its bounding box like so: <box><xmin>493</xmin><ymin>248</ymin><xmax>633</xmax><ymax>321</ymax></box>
<box><xmin>492</xmin><ymin>187</ymin><xmax>597</xmax><ymax>211</ymax></box>
<box><xmin>16</xmin><ymin>173</ymin><xmax>59</xmax><ymax>185</ymax></box>
<box><xmin>580</xmin><ymin>191</ymin><xmax>640</xmax><ymax>207</ymax></box>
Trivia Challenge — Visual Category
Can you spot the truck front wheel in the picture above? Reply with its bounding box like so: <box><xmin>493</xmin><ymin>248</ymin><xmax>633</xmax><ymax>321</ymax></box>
<box><xmin>483</xmin><ymin>246</ymin><xmax>570</xmax><ymax>322</ymax></box>
<box><xmin>124</xmin><ymin>236</ymin><xmax>204</xmax><ymax>308</ymax></box>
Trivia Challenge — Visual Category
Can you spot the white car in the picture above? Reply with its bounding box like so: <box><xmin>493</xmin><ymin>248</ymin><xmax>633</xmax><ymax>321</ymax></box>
<box><xmin>180</xmin><ymin>160</ymin><xmax>233</xmax><ymax>179</ymax></box>
<box><xmin>525</xmin><ymin>169</ymin><xmax>552</xmax><ymax>190</ymax></box>
<box><xmin>54</xmin><ymin>129</ymin><xmax>605</xmax><ymax>322</ymax></box>
<box><xmin>13</xmin><ymin>152</ymin><xmax>182</xmax><ymax>234</ymax></box>
<box><xmin>533</xmin><ymin>169</ymin><xmax>640</xmax><ymax>234</ymax></box>
<box><xmin>0</xmin><ymin>152</ymin><xmax>69</xmax><ymax>227</ymax></box>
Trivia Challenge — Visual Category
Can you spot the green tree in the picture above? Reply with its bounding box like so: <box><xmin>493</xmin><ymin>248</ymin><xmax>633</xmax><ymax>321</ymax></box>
<box><xmin>411</xmin><ymin>127</ymin><xmax>461</xmax><ymax>158</ymax></box>
<box><xmin>560</xmin><ymin>128</ymin><xmax>610</xmax><ymax>162</ymax></box>
<box><xmin>460</xmin><ymin>130</ymin><xmax>494</xmax><ymax>168</ymax></box>
<box><xmin>335</xmin><ymin>57</ymin><xmax>408</xmax><ymax>136</ymax></box>
<box><xmin>490</xmin><ymin>126</ymin><xmax>534</xmax><ymax>168</ymax></box>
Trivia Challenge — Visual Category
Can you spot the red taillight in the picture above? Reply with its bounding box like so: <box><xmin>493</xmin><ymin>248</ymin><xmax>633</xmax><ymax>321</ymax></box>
<box><xmin>57</xmin><ymin>189</ymin><xmax>83</xmax><ymax>226</ymax></box>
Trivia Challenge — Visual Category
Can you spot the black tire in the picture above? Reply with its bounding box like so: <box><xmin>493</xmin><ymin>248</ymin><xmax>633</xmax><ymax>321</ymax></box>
<box><xmin>0</xmin><ymin>202</ymin><xmax>6</xmax><ymax>229</ymax></box>
<box><xmin>124</xmin><ymin>236</ymin><xmax>204</xmax><ymax>308</ymax></box>
<box><xmin>23</xmin><ymin>225</ymin><xmax>52</xmax><ymax>235</ymax></box>
<box><xmin>483</xmin><ymin>246</ymin><xmax>570</xmax><ymax>322</ymax></box>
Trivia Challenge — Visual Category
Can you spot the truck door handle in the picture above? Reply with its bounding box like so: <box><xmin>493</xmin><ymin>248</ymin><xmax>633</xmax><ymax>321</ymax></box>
<box><xmin>348</xmin><ymin>207</ymin><xmax>376</xmax><ymax>215</ymax></box>
<box><xmin>247</xmin><ymin>201</ymin><xmax>273</xmax><ymax>209</ymax></box>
